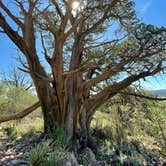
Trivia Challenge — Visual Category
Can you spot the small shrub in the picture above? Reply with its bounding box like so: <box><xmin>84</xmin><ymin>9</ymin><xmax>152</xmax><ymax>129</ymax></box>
<box><xmin>25</xmin><ymin>126</ymin><xmax>67</xmax><ymax>166</ymax></box>
<box><xmin>26</xmin><ymin>143</ymin><xmax>48</xmax><ymax>166</ymax></box>
<box><xmin>47</xmin><ymin>126</ymin><xmax>64</xmax><ymax>140</ymax></box>
<box><xmin>44</xmin><ymin>151</ymin><xmax>66</xmax><ymax>166</ymax></box>
<box><xmin>47</xmin><ymin>126</ymin><xmax>67</xmax><ymax>150</ymax></box>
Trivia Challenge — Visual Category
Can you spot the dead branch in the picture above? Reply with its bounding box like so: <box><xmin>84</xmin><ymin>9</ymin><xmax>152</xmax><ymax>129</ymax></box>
<box><xmin>119</xmin><ymin>91</ymin><xmax>166</xmax><ymax>101</ymax></box>
<box><xmin>0</xmin><ymin>101</ymin><xmax>41</xmax><ymax>123</ymax></box>
<box><xmin>0</xmin><ymin>0</ymin><xmax>24</xmax><ymax>29</ymax></box>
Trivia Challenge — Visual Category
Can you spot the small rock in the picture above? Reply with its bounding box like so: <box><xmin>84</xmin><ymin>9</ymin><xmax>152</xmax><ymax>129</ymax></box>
<box><xmin>11</xmin><ymin>159</ymin><xmax>18</xmax><ymax>165</ymax></box>
<box><xmin>78</xmin><ymin>147</ymin><xmax>96</xmax><ymax>166</ymax></box>
<box><xmin>63</xmin><ymin>152</ymin><xmax>78</xmax><ymax>166</ymax></box>
<box><xmin>10</xmin><ymin>155</ymin><xmax>15</xmax><ymax>159</ymax></box>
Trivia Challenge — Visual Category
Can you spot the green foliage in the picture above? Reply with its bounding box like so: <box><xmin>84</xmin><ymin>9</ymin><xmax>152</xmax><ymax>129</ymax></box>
<box><xmin>47</xmin><ymin>125</ymin><xmax>64</xmax><ymax>141</ymax></box>
<box><xmin>92</xmin><ymin>93</ymin><xmax>166</xmax><ymax>164</ymax></box>
<box><xmin>13</xmin><ymin>118</ymin><xmax>43</xmax><ymax>138</ymax></box>
<box><xmin>26</xmin><ymin>143</ymin><xmax>49</xmax><ymax>166</ymax></box>
<box><xmin>143</xmin><ymin>101</ymin><xmax>166</xmax><ymax>155</ymax></box>
<box><xmin>0</xmin><ymin>85</ymin><xmax>37</xmax><ymax>114</ymax></box>
<box><xmin>25</xmin><ymin>126</ymin><xmax>67</xmax><ymax>166</ymax></box>
<box><xmin>0</xmin><ymin>84</ymin><xmax>43</xmax><ymax>138</ymax></box>
<box><xmin>47</xmin><ymin>125</ymin><xmax>67</xmax><ymax>150</ymax></box>
<box><xmin>26</xmin><ymin>139</ymin><xmax>67</xmax><ymax>166</ymax></box>
<box><xmin>44</xmin><ymin>151</ymin><xmax>66</xmax><ymax>166</ymax></box>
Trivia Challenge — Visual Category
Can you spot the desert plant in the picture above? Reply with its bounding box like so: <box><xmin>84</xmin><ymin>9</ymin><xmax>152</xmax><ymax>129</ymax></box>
<box><xmin>25</xmin><ymin>126</ymin><xmax>67</xmax><ymax>166</ymax></box>
<box><xmin>44</xmin><ymin>151</ymin><xmax>66</xmax><ymax>166</ymax></box>
<box><xmin>47</xmin><ymin>126</ymin><xmax>67</xmax><ymax>150</ymax></box>
<box><xmin>26</xmin><ymin>143</ymin><xmax>48</xmax><ymax>166</ymax></box>
<box><xmin>0</xmin><ymin>85</ymin><xmax>38</xmax><ymax>115</ymax></box>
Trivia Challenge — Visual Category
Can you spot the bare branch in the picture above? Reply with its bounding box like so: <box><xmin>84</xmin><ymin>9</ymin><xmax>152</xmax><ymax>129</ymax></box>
<box><xmin>63</xmin><ymin>65</ymin><xmax>98</xmax><ymax>78</ymax></box>
<box><xmin>87</xmin><ymin>65</ymin><xmax>164</xmax><ymax>110</ymax></box>
<box><xmin>65</xmin><ymin>15</ymin><xmax>85</xmax><ymax>39</ymax></box>
<box><xmin>0</xmin><ymin>101</ymin><xmax>40</xmax><ymax>123</ymax></box>
<box><xmin>17</xmin><ymin>54</ymin><xmax>29</xmax><ymax>69</ymax></box>
<box><xmin>40</xmin><ymin>33</ymin><xmax>51</xmax><ymax>64</ymax></box>
<box><xmin>18</xmin><ymin>67</ymin><xmax>30</xmax><ymax>73</ymax></box>
<box><xmin>13</xmin><ymin>0</ymin><xmax>27</xmax><ymax>15</ymax></box>
<box><xmin>81</xmin><ymin>12</ymin><xmax>109</xmax><ymax>37</ymax></box>
<box><xmin>0</xmin><ymin>0</ymin><xmax>24</xmax><ymax>29</ymax></box>
<box><xmin>28</xmin><ymin>0</ymin><xmax>39</xmax><ymax>13</ymax></box>
<box><xmin>35</xmin><ymin>7</ymin><xmax>58</xmax><ymax>35</ymax></box>
<box><xmin>0</xmin><ymin>12</ymin><xmax>29</xmax><ymax>56</ymax></box>
<box><xmin>52</xmin><ymin>0</ymin><xmax>64</xmax><ymax>19</ymax></box>
<box><xmin>34</xmin><ymin>71</ymin><xmax>53</xmax><ymax>83</ymax></box>
<box><xmin>119</xmin><ymin>91</ymin><xmax>166</xmax><ymax>101</ymax></box>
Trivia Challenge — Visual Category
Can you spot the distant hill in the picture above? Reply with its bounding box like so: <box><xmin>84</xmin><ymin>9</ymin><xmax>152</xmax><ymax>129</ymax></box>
<box><xmin>152</xmin><ymin>89</ymin><xmax>166</xmax><ymax>97</ymax></box>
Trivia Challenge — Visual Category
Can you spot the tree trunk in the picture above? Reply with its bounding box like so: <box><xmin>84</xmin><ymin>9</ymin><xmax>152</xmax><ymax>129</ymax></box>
<box><xmin>65</xmin><ymin>93</ymin><xmax>96</xmax><ymax>152</ymax></box>
<box><xmin>32</xmin><ymin>75</ymin><xmax>91</xmax><ymax>151</ymax></box>
<box><xmin>35</xmin><ymin>82</ymin><xmax>59</xmax><ymax>132</ymax></box>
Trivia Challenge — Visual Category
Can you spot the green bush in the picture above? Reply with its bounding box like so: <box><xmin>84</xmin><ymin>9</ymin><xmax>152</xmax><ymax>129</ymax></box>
<box><xmin>0</xmin><ymin>85</ymin><xmax>38</xmax><ymax>114</ymax></box>
<box><xmin>25</xmin><ymin>126</ymin><xmax>67</xmax><ymax>166</ymax></box>
<box><xmin>26</xmin><ymin>143</ymin><xmax>48</xmax><ymax>166</ymax></box>
<box><xmin>44</xmin><ymin>151</ymin><xmax>66</xmax><ymax>166</ymax></box>
<box><xmin>92</xmin><ymin>93</ymin><xmax>166</xmax><ymax>164</ymax></box>
<box><xmin>0</xmin><ymin>85</ymin><xmax>43</xmax><ymax>138</ymax></box>
<box><xmin>47</xmin><ymin>125</ymin><xmax>67</xmax><ymax>150</ymax></box>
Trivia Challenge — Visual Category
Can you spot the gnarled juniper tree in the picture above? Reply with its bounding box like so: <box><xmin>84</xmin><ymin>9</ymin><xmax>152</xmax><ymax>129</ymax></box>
<box><xmin>0</xmin><ymin>0</ymin><xmax>166</xmax><ymax>150</ymax></box>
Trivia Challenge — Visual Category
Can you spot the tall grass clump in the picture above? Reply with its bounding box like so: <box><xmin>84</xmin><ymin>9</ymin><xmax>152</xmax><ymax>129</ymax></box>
<box><xmin>25</xmin><ymin>126</ymin><xmax>67</xmax><ymax>166</ymax></box>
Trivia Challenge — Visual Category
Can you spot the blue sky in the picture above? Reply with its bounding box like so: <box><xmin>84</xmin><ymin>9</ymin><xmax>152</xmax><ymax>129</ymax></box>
<box><xmin>134</xmin><ymin>0</ymin><xmax>166</xmax><ymax>90</ymax></box>
<box><xmin>0</xmin><ymin>0</ymin><xmax>166</xmax><ymax>90</ymax></box>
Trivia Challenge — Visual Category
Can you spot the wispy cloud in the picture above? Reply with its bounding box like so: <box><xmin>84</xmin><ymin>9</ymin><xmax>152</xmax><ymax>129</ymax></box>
<box><xmin>141</xmin><ymin>0</ymin><xmax>152</xmax><ymax>14</ymax></box>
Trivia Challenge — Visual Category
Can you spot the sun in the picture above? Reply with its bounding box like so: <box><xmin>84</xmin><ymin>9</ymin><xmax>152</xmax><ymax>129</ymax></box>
<box><xmin>72</xmin><ymin>1</ymin><xmax>80</xmax><ymax>10</ymax></box>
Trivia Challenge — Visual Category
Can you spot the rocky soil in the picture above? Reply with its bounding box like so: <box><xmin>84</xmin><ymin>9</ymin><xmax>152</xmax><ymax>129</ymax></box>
<box><xmin>0</xmin><ymin>136</ymin><xmax>36</xmax><ymax>166</ymax></box>
<box><xmin>0</xmin><ymin>135</ymin><xmax>166</xmax><ymax>166</ymax></box>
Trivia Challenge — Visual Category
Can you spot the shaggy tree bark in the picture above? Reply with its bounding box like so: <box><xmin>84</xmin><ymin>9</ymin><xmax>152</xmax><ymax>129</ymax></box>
<box><xmin>0</xmin><ymin>0</ymin><xmax>166</xmax><ymax>150</ymax></box>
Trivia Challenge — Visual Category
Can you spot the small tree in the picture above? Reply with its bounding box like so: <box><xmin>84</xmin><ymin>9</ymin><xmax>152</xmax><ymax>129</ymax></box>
<box><xmin>0</xmin><ymin>0</ymin><xmax>166</xmax><ymax>150</ymax></box>
<box><xmin>0</xmin><ymin>66</ymin><xmax>32</xmax><ymax>90</ymax></box>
